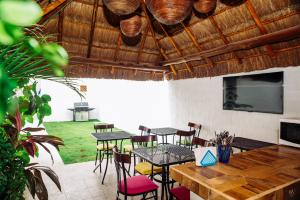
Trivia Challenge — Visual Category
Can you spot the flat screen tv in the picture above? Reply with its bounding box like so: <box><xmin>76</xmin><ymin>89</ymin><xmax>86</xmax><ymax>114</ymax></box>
<box><xmin>223</xmin><ymin>72</ymin><xmax>284</xmax><ymax>114</ymax></box>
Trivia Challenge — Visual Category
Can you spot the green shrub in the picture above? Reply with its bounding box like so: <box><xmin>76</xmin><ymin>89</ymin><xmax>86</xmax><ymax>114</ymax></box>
<box><xmin>0</xmin><ymin>129</ymin><xmax>28</xmax><ymax>200</ymax></box>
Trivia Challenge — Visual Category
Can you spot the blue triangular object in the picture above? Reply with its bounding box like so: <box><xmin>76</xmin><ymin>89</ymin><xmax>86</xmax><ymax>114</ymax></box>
<box><xmin>200</xmin><ymin>150</ymin><xmax>217</xmax><ymax>167</ymax></box>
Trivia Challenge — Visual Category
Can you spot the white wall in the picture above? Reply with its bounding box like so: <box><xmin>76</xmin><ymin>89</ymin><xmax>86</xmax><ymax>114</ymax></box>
<box><xmin>39</xmin><ymin>66</ymin><xmax>300</xmax><ymax>142</ymax></box>
<box><xmin>39</xmin><ymin>79</ymin><xmax>170</xmax><ymax>133</ymax></box>
<box><xmin>168</xmin><ymin>66</ymin><xmax>300</xmax><ymax>143</ymax></box>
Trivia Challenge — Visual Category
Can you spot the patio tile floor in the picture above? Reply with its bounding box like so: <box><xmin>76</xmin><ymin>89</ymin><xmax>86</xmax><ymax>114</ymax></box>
<box><xmin>23</xmin><ymin>128</ymin><xmax>202</xmax><ymax>200</ymax></box>
<box><xmin>24</xmin><ymin>159</ymin><xmax>203</xmax><ymax>200</ymax></box>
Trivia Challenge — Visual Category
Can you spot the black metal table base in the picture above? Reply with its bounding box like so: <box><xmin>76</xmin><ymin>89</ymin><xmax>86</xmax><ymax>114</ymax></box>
<box><xmin>93</xmin><ymin>139</ymin><xmax>125</xmax><ymax>184</ymax></box>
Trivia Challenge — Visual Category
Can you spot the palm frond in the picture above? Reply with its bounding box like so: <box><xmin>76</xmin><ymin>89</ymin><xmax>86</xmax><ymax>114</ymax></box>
<box><xmin>1</xmin><ymin>32</ymin><xmax>84</xmax><ymax>98</ymax></box>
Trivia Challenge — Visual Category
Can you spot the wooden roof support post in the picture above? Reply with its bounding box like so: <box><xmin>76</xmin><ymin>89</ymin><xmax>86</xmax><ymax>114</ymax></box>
<box><xmin>157</xmin><ymin>22</ymin><xmax>193</xmax><ymax>73</ymax></box>
<box><xmin>87</xmin><ymin>0</ymin><xmax>99</xmax><ymax>58</ymax></box>
<box><xmin>245</xmin><ymin>0</ymin><xmax>275</xmax><ymax>57</ymax></box>
<box><xmin>180</xmin><ymin>22</ymin><xmax>214</xmax><ymax>68</ymax></box>
<box><xmin>209</xmin><ymin>16</ymin><xmax>242</xmax><ymax>64</ymax></box>
<box><xmin>57</xmin><ymin>10</ymin><xmax>64</xmax><ymax>43</ymax></box>
<box><xmin>141</xmin><ymin>1</ymin><xmax>177</xmax><ymax>75</ymax></box>
<box><xmin>137</xmin><ymin>23</ymin><xmax>150</xmax><ymax>63</ymax></box>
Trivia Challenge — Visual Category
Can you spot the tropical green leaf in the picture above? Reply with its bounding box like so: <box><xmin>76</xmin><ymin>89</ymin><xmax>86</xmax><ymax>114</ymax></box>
<box><xmin>0</xmin><ymin>67</ymin><xmax>16</xmax><ymax>123</ymax></box>
<box><xmin>42</xmin><ymin>43</ymin><xmax>68</xmax><ymax>68</ymax></box>
<box><xmin>0</xmin><ymin>0</ymin><xmax>42</xmax><ymax>26</ymax></box>
<box><xmin>0</xmin><ymin>21</ymin><xmax>23</xmax><ymax>45</ymax></box>
<box><xmin>41</xmin><ymin>95</ymin><xmax>51</xmax><ymax>103</ymax></box>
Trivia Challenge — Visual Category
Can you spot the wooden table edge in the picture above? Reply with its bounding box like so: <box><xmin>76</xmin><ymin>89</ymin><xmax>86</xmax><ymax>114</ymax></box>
<box><xmin>170</xmin><ymin>161</ymin><xmax>300</xmax><ymax>200</ymax></box>
<box><xmin>170</xmin><ymin>162</ymin><xmax>237</xmax><ymax>200</ymax></box>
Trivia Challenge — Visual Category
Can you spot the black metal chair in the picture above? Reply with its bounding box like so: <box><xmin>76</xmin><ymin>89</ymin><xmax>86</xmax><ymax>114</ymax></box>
<box><xmin>175</xmin><ymin>122</ymin><xmax>201</xmax><ymax>145</ymax></box>
<box><xmin>94</xmin><ymin>124</ymin><xmax>115</xmax><ymax>172</ymax></box>
<box><xmin>174</xmin><ymin>130</ymin><xmax>196</xmax><ymax>150</ymax></box>
<box><xmin>188</xmin><ymin>122</ymin><xmax>202</xmax><ymax>137</ymax></box>
<box><xmin>123</xmin><ymin>125</ymin><xmax>151</xmax><ymax>153</ymax></box>
<box><xmin>113</xmin><ymin>147</ymin><xmax>158</xmax><ymax>200</ymax></box>
<box><xmin>132</xmin><ymin>135</ymin><xmax>162</xmax><ymax>178</ymax></box>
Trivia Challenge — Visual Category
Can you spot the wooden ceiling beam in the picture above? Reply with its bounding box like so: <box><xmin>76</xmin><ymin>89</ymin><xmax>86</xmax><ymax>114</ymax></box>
<box><xmin>63</xmin><ymin>16</ymin><xmax>153</xmax><ymax>37</ymax></box>
<box><xmin>180</xmin><ymin>22</ymin><xmax>214</xmax><ymax>68</ymax></box>
<box><xmin>62</xmin><ymin>40</ymin><xmax>159</xmax><ymax>55</ymax></box>
<box><xmin>245</xmin><ymin>0</ymin><xmax>275</xmax><ymax>57</ymax></box>
<box><xmin>164</xmin><ymin>10</ymin><xmax>299</xmax><ymax>56</ymax></box>
<box><xmin>57</xmin><ymin>10</ymin><xmax>64</xmax><ymax>43</ymax></box>
<box><xmin>161</xmin><ymin>25</ymin><xmax>300</xmax><ymax>66</ymax></box>
<box><xmin>70</xmin><ymin>57</ymin><xmax>169</xmax><ymax>72</ymax></box>
<box><xmin>114</xmin><ymin>32</ymin><xmax>122</xmax><ymax>61</ymax></box>
<box><xmin>112</xmin><ymin>32</ymin><xmax>123</xmax><ymax>74</ymax></box>
<box><xmin>157</xmin><ymin>22</ymin><xmax>193</xmax><ymax>73</ymax></box>
<box><xmin>137</xmin><ymin>23</ymin><xmax>150</xmax><ymax>63</ymax></box>
<box><xmin>141</xmin><ymin>1</ymin><xmax>177</xmax><ymax>75</ymax></box>
<box><xmin>87</xmin><ymin>0</ymin><xmax>99</xmax><ymax>58</ymax></box>
<box><xmin>176</xmin><ymin>43</ymin><xmax>300</xmax><ymax>73</ymax></box>
<box><xmin>157</xmin><ymin>6</ymin><xmax>239</xmax><ymax>41</ymax></box>
<box><xmin>209</xmin><ymin>16</ymin><xmax>242</xmax><ymax>63</ymax></box>
<box><xmin>40</xmin><ymin>0</ymin><xmax>72</xmax><ymax>24</ymax></box>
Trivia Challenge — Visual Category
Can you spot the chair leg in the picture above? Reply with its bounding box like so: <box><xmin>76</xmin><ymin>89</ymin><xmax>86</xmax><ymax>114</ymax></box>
<box><xmin>95</xmin><ymin>151</ymin><xmax>98</xmax><ymax>166</ymax></box>
<box><xmin>142</xmin><ymin>193</ymin><xmax>146</xmax><ymax>200</ymax></box>
<box><xmin>110</xmin><ymin>151</ymin><xmax>112</xmax><ymax>164</ymax></box>
<box><xmin>170</xmin><ymin>192</ymin><xmax>174</xmax><ymax>200</ymax></box>
<box><xmin>99</xmin><ymin>150</ymin><xmax>102</xmax><ymax>173</ymax></box>
<box><xmin>116</xmin><ymin>191</ymin><xmax>119</xmax><ymax>200</ymax></box>
<box><xmin>155</xmin><ymin>190</ymin><xmax>158</xmax><ymax>200</ymax></box>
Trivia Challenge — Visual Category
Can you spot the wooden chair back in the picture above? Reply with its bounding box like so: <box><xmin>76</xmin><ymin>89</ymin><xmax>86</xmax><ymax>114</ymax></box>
<box><xmin>131</xmin><ymin>135</ymin><xmax>157</xmax><ymax>149</ymax></box>
<box><xmin>94</xmin><ymin>124</ymin><xmax>114</xmax><ymax>132</ymax></box>
<box><xmin>188</xmin><ymin>122</ymin><xmax>202</xmax><ymax>137</ymax></box>
<box><xmin>112</xmin><ymin>147</ymin><xmax>131</xmax><ymax>196</ymax></box>
<box><xmin>176</xmin><ymin>130</ymin><xmax>196</xmax><ymax>150</ymax></box>
<box><xmin>192</xmin><ymin>137</ymin><xmax>211</xmax><ymax>147</ymax></box>
<box><xmin>138</xmin><ymin>125</ymin><xmax>151</xmax><ymax>136</ymax></box>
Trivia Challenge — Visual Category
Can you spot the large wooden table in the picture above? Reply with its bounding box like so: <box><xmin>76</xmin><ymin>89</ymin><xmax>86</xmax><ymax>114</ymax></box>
<box><xmin>170</xmin><ymin>145</ymin><xmax>300</xmax><ymax>200</ymax></box>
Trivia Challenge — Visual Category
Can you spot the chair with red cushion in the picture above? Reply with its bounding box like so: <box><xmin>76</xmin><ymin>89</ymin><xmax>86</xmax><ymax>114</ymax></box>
<box><xmin>113</xmin><ymin>147</ymin><xmax>158</xmax><ymax>200</ymax></box>
<box><xmin>170</xmin><ymin>186</ymin><xmax>190</xmax><ymax>200</ymax></box>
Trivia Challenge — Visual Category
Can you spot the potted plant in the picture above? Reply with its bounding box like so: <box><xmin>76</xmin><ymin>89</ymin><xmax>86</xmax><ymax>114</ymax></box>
<box><xmin>213</xmin><ymin>131</ymin><xmax>234</xmax><ymax>163</ymax></box>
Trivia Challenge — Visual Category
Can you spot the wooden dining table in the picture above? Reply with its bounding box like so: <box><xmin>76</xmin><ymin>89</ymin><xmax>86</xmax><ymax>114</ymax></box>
<box><xmin>170</xmin><ymin>145</ymin><xmax>300</xmax><ymax>200</ymax></box>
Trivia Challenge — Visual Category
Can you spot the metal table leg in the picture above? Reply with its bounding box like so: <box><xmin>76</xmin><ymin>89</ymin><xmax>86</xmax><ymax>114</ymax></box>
<box><xmin>161</xmin><ymin>166</ymin><xmax>169</xmax><ymax>200</ymax></box>
<box><xmin>166</xmin><ymin>166</ymin><xmax>171</xmax><ymax>193</ymax></box>
<box><xmin>102</xmin><ymin>141</ymin><xmax>109</xmax><ymax>184</ymax></box>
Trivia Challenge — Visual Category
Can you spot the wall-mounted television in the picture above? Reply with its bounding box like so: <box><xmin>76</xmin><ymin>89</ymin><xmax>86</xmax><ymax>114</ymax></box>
<box><xmin>223</xmin><ymin>72</ymin><xmax>284</xmax><ymax>114</ymax></box>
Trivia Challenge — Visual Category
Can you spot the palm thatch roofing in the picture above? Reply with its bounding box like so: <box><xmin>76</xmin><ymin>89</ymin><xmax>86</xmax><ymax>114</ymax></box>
<box><xmin>38</xmin><ymin>0</ymin><xmax>300</xmax><ymax>81</ymax></box>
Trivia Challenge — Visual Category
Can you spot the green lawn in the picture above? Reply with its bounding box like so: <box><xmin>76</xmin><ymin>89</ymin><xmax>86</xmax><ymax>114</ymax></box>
<box><xmin>44</xmin><ymin>120</ymin><xmax>130</xmax><ymax>164</ymax></box>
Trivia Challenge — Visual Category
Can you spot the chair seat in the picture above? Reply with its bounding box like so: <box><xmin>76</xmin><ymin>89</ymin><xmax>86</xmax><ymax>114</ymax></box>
<box><xmin>170</xmin><ymin>186</ymin><xmax>190</xmax><ymax>200</ymax></box>
<box><xmin>119</xmin><ymin>175</ymin><xmax>158</xmax><ymax>195</ymax></box>
<box><xmin>135</xmin><ymin>162</ymin><xmax>162</xmax><ymax>175</ymax></box>
<box><xmin>123</xmin><ymin>144</ymin><xmax>133</xmax><ymax>152</ymax></box>
<box><xmin>97</xmin><ymin>143</ymin><xmax>114</xmax><ymax>150</ymax></box>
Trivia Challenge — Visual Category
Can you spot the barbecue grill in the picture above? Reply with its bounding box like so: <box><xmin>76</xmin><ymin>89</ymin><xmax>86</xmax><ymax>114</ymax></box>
<box><xmin>68</xmin><ymin>102</ymin><xmax>95</xmax><ymax>121</ymax></box>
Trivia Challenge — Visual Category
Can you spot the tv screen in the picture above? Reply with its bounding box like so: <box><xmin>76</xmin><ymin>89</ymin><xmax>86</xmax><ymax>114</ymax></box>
<box><xmin>223</xmin><ymin>72</ymin><xmax>284</xmax><ymax>114</ymax></box>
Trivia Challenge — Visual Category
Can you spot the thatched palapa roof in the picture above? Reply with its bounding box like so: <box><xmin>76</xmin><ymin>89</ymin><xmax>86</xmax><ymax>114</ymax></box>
<box><xmin>38</xmin><ymin>0</ymin><xmax>300</xmax><ymax>81</ymax></box>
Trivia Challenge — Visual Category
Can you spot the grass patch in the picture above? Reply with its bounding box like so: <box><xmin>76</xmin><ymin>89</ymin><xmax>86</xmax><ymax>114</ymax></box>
<box><xmin>44</xmin><ymin>120</ymin><xmax>130</xmax><ymax>164</ymax></box>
